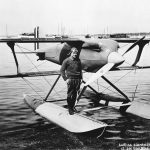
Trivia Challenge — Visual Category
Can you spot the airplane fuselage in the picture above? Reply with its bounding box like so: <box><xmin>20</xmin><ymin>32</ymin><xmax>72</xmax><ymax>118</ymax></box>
<box><xmin>36</xmin><ymin>38</ymin><xmax>122</xmax><ymax>72</ymax></box>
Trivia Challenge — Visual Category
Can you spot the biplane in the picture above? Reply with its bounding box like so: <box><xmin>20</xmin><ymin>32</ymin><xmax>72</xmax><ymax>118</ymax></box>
<box><xmin>0</xmin><ymin>28</ymin><xmax>150</xmax><ymax>133</ymax></box>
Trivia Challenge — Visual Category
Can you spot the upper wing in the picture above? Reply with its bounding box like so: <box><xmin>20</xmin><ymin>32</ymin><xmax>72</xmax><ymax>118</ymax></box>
<box><xmin>0</xmin><ymin>37</ymin><xmax>83</xmax><ymax>43</ymax></box>
<box><xmin>112</xmin><ymin>37</ymin><xmax>150</xmax><ymax>43</ymax></box>
<box><xmin>0</xmin><ymin>37</ymin><xmax>102</xmax><ymax>53</ymax></box>
<box><xmin>1</xmin><ymin>36</ymin><xmax>150</xmax><ymax>44</ymax></box>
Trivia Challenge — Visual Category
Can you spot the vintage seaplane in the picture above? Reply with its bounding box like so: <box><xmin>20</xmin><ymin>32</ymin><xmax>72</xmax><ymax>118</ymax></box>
<box><xmin>0</xmin><ymin>27</ymin><xmax>150</xmax><ymax>133</ymax></box>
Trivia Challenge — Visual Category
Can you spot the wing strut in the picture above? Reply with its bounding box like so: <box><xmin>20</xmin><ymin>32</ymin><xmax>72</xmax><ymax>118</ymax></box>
<box><xmin>101</xmin><ymin>76</ymin><xmax>130</xmax><ymax>113</ymax></box>
<box><xmin>44</xmin><ymin>74</ymin><xmax>61</xmax><ymax>101</ymax></box>
<box><xmin>7</xmin><ymin>42</ymin><xmax>20</xmax><ymax>74</ymax></box>
<box><xmin>132</xmin><ymin>42</ymin><xmax>145</xmax><ymax>66</ymax></box>
<box><xmin>101</xmin><ymin>76</ymin><xmax>130</xmax><ymax>103</ymax></box>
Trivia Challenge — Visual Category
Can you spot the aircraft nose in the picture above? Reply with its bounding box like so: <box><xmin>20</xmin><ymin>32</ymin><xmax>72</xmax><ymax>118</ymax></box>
<box><xmin>108</xmin><ymin>52</ymin><xmax>125</xmax><ymax>64</ymax></box>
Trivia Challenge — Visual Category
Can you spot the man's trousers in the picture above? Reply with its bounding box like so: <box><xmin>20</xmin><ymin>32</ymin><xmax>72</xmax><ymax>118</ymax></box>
<box><xmin>67</xmin><ymin>78</ymin><xmax>81</xmax><ymax>109</ymax></box>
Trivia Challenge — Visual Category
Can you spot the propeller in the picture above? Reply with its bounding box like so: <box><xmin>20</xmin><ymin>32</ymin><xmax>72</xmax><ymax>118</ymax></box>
<box><xmin>123</xmin><ymin>36</ymin><xmax>145</xmax><ymax>56</ymax></box>
<box><xmin>76</xmin><ymin>63</ymin><xmax>115</xmax><ymax>103</ymax></box>
<box><xmin>84</xmin><ymin>63</ymin><xmax>114</xmax><ymax>86</ymax></box>
<box><xmin>85</xmin><ymin>52</ymin><xmax>124</xmax><ymax>86</ymax></box>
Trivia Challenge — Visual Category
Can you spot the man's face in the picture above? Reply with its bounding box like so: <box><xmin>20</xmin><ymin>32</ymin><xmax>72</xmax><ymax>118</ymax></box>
<box><xmin>71</xmin><ymin>48</ymin><xmax>78</xmax><ymax>59</ymax></box>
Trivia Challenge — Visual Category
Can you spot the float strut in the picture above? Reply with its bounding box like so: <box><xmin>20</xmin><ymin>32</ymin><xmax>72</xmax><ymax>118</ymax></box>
<box><xmin>82</xmin><ymin>80</ymin><xmax>99</xmax><ymax>94</ymax></box>
<box><xmin>101</xmin><ymin>76</ymin><xmax>130</xmax><ymax>102</ymax></box>
<box><xmin>76</xmin><ymin>80</ymin><xmax>101</xmax><ymax>104</ymax></box>
<box><xmin>44</xmin><ymin>74</ymin><xmax>61</xmax><ymax>101</ymax></box>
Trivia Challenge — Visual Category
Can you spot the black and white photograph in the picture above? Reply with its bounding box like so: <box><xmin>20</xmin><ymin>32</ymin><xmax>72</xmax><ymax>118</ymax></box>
<box><xmin>0</xmin><ymin>0</ymin><xmax>150</xmax><ymax>149</ymax></box>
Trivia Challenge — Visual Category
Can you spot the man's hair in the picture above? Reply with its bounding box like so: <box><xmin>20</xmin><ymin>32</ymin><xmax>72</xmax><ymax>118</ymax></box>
<box><xmin>67</xmin><ymin>47</ymin><xmax>78</xmax><ymax>56</ymax></box>
<box><xmin>71</xmin><ymin>47</ymin><xmax>78</xmax><ymax>53</ymax></box>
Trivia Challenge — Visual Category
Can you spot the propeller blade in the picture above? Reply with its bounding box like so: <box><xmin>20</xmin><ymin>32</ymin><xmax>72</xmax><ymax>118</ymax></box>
<box><xmin>84</xmin><ymin>63</ymin><xmax>114</xmax><ymax>86</ymax></box>
<box><xmin>123</xmin><ymin>36</ymin><xmax>145</xmax><ymax>55</ymax></box>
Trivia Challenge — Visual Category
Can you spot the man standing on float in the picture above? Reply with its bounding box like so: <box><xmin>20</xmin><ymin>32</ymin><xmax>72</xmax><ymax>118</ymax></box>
<box><xmin>60</xmin><ymin>47</ymin><xmax>82</xmax><ymax>115</ymax></box>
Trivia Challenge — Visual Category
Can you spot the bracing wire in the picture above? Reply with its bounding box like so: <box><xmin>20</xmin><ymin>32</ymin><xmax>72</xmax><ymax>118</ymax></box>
<box><xmin>132</xmin><ymin>84</ymin><xmax>138</xmax><ymax>101</ymax></box>
<box><xmin>119</xmin><ymin>43</ymin><xmax>131</xmax><ymax>49</ymax></box>
<box><xmin>100</xmin><ymin>59</ymin><xmax>138</xmax><ymax>95</ymax></box>
<box><xmin>102</xmin><ymin>69</ymin><xmax>134</xmax><ymax>94</ymax></box>
<box><xmin>124</xmin><ymin>61</ymin><xmax>132</xmax><ymax>66</ymax></box>
<box><xmin>16</xmin><ymin>44</ymin><xmax>33</xmax><ymax>52</ymax></box>
<box><xmin>16</xmin><ymin>44</ymin><xmax>62</xmax><ymax>99</ymax></box>
<box><xmin>83</xmin><ymin>73</ymin><xmax>122</xmax><ymax>96</ymax></box>
<box><xmin>27</xmin><ymin>61</ymin><xmax>47</xmax><ymax>72</ymax></box>
<box><xmin>22</xmin><ymin>77</ymin><xmax>44</xmax><ymax>99</ymax></box>
<box><xmin>83</xmin><ymin>64</ymin><xmax>137</xmax><ymax>98</ymax></box>
<box><xmin>16</xmin><ymin>44</ymin><xmax>59</xmax><ymax>58</ymax></box>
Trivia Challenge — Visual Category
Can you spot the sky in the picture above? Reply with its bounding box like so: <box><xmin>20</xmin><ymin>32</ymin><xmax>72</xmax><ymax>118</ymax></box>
<box><xmin>0</xmin><ymin>0</ymin><xmax>150</xmax><ymax>36</ymax></box>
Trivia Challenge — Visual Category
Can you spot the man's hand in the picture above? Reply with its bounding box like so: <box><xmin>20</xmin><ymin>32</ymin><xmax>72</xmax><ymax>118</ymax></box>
<box><xmin>66</xmin><ymin>79</ymin><xmax>69</xmax><ymax>84</ymax></box>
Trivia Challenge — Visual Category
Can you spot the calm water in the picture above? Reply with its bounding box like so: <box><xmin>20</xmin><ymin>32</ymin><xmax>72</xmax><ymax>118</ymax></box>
<box><xmin>0</xmin><ymin>43</ymin><xmax>150</xmax><ymax>149</ymax></box>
